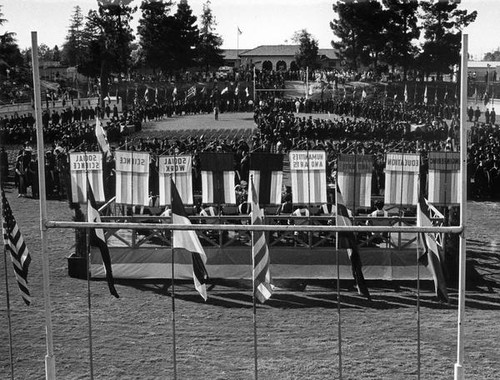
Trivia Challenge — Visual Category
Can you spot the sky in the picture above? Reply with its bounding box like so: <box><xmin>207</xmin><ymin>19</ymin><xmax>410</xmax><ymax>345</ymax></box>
<box><xmin>0</xmin><ymin>0</ymin><xmax>498</xmax><ymax>60</ymax></box>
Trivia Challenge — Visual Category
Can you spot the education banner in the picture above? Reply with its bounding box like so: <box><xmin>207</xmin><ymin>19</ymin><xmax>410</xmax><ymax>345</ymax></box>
<box><xmin>69</xmin><ymin>152</ymin><xmax>104</xmax><ymax>203</ymax></box>
<box><xmin>115</xmin><ymin>151</ymin><xmax>150</xmax><ymax>206</ymax></box>
<box><xmin>384</xmin><ymin>153</ymin><xmax>420</xmax><ymax>206</ymax></box>
<box><xmin>337</xmin><ymin>154</ymin><xmax>372</xmax><ymax>209</ymax></box>
<box><xmin>427</xmin><ymin>152</ymin><xmax>460</xmax><ymax>205</ymax></box>
<box><xmin>158</xmin><ymin>155</ymin><xmax>193</xmax><ymax>206</ymax></box>
<box><xmin>289</xmin><ymin>150</ymin><xmax>327</xmax><ymax>204</ymax></box>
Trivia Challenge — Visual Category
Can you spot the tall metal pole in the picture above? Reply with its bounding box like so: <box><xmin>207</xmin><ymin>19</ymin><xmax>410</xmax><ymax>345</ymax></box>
<box><xmin>454</xmin><ymin>33</ymin><xmax>468</xmax><ymax>380</ymax></box>
<box><xmin>31</xmin><ymin>31</ymin><xmax>56</xmax><ymax>380</ymax></box>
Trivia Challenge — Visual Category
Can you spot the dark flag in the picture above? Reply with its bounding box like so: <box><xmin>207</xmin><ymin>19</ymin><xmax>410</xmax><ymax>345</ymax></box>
<box><xmin>417</xmin><ymin>196</ymin><xmax>449</xmax><ymax>302</ymax></box>
<box><xmin>336</xmin><ymin>187</ymin><xmax>371</xmax><ymax>300</ymax></box>
<box><xmin>171</xmin><ymin>179</ymin><xmax>209</xmax><ymax>300</ymax></box>
<box><xmin>2</xmin><ymin>190</ymin><xmax>31</xmax><ymax>305</ymax></box>
<box><xmin>87</xmin><ymin>182</ymin><xmax>119</xmax><ymax>298</ymax></box>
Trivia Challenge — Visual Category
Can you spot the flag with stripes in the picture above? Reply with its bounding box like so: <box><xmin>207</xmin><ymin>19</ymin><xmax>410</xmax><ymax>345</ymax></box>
<box><xmin>186</xmin><ymin>85</ymin><xmax>197</xmax><ymax>100</ymax></box>
<box><xmin>337</xmin><ymin>154</ymin><xmax>372</xmax><ymax>209</ymax></box>
<box><xmin>69</xmin><ymin>152</ymin><xmax>105</xmax><ymax>203</ymax></box>
<box><xmin>248</xmin><ymin>153</ymin><xmax>283</xmax><ymax>205</ymax></box>
<box><xmin>171</xmin><ymin>179</ymin><xmax>208</xmax><ymax>300</ymax></box>
<box><xmin>95</xmin><ymin>117</ymin><xmax>110</xmax><ymax>158</ymax></box>
<box><xmin>427</xmin><ymin>152</ymin><xmax>460</xmax><ymax>206</ymax></box>
<box><xmin>200</xmin><ymin>153</ymin><xmax>236</xmax><ymax>204</ymax></box>
<box><xmin>384</xmin><ymin>153</ymin><xmax>420</xmax><ymax>207</ymax></box>
<box><xmin>2</xmin><ymin>190</ymin><xmax>31</xmax><ymax>305</ymax></box>
<box><xmin>115</xmin><ymin>151</ymin><xmax>150</xmax><ymax>206</ymax></box>
<box><xmin>289</xmin><ymin>150</ymin><xmax>327</xmax><ymax>204</ymax></box>
<box><xmin>158</xmin><ymin>155</ymin><xmax>193</xmax><ymax>206</ymax></box>
<box><xmin>336</xmin><ymin>187</ymin><xmax>371</xmax><ymax>300</ymax></box>
<box><xmin>87</xmin><ymin>182</ymin><xmax>119</xmax><ymax>298</ymax></box>
<box><xmin>417</xmin><ymin>196</ymin><xmax>449</xmax><ymax>302</ymax></box>
<box><xmin>250</xmin><ymin>178</ymin><xmax>272</xmax><ymax>303</ymax></box>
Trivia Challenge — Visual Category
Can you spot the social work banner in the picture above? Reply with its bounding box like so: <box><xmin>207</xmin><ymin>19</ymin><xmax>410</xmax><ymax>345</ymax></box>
<box><xmin>384</xmin><ymin>153</ymin><xmax>420</xmax><ymax>206</ymax></box>
<box><xmin>337</xmin><ymin>154</ymin><xmax>373</xmax><ymax>209</ymax></box>
<box><xmin>289</xmin><ymin>150</ymin><xmax>327</xmax><ymax>204</ymax></box>
<box><xmin>427</xmin><ymin>152</ymin><xmax>460</xmax><ymax>205</ymax></box>
<box><xmin>69</xmin><ymin>152</ymin><xmax>104</xmax><ymax>203</ymax></box>
<box><xmin>115</xmin><ymin>151</ymin><xmax>150</xmax><ymax>206</ymax></box>
<box><xmin>158</xmin><ymin>155</ymin><xmax>193</xmax><ymax>206</ymax></box>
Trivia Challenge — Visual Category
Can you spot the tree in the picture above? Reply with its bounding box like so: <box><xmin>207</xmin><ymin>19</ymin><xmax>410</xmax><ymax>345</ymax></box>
<box><xmin>137</xmin><ymin>0</ymin><xmax>177</xmax><ymax>73</ymax></box>
<box><xmin>62</xmin><ymin>5</ymin><xmax>85</xmax><ymax>67</ymax></box>
<box><xmin>0</xmin><ymin>5</ymin><xmax>23</xmax><ymax>77</ymax></box>
<box><xmin>173</xmin><ymin>0</ymin><xmax>199</xmax><ymax>70</ymax></box>
<box><xmin>292</xmin><ymin>29</ymin><xmax>319</xmax><ymax>70</ymax></box>
<box><xmin>196</xmin><ymin>0</ymin><xmax>224</xmax><ymax>72</ymax></box>
<box><xmin>484</xmin><ymin>49</ymin><xmax>500</xmax><ymax>61</ymax></box>
<box><xmin>418</xmin><ymin>1</ymin><xmax>477</xmax><ymax>80</ymax></box>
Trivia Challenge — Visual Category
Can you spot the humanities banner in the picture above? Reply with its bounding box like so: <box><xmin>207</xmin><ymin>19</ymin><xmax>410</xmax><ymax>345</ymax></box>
<box><xmin>115</xmin><ymin>151</ymin><xmax>150</xmax><ymax>206</ymax></box>
<box><xmin>337</xmin><ymin>154</ymin><xmax>372</xmax><ymax>209</ymax></box>
<box><xmin>158</xmin><ymin>155</ymin><xmax>193</xmax><ymax>206</ymax></box>
<box><xmin>384</xmin><ymin>153</ymin><xmax>420</xmax><ymax>206</ymax></box>
<box><xmin>69</xmin><ymin>152</ymin><xmax>104</xmax><ymax>203</ymax></box>
<box><xmin>427</xmin><ymin>152</ymin><xmax>460</xmax><ymax>205</ymax></box>
<box><xmin>249</xmin><ymin>153</ymin><xmax>283</xmax><ymax>205</ymax></box>
<box><xmin>289</xmin><ymin>150</ymin><xmax>327</xmax><ymax>204</ymax></box>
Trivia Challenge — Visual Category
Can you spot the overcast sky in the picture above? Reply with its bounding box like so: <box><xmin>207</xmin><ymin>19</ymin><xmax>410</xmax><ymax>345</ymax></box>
<box><xmin>1</xmin><ymin>0</ymin><xmax>497</xmax><ymax>60</ymax></box>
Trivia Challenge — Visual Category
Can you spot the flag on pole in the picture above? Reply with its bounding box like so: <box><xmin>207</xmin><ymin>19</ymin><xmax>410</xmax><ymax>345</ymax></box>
<box><xmin>95</xmin><ymin>117</ymin><xmax>110</xmax><ymax>158</ymax></box>
<box><xmin>2</xmin><ymin>190</ymin><xmax>31</xmax><ymax>305</ymax></box>
<box><xmin>417</xmin><ymin>196</ymin><xmax>449</xmax><ymax>302</ymax></box>
<box><xmin>245</xmin><ymin>87</ymin><xmax>249</xmax><ymax>98</ymax></box>
<box><xmin>144</xmin><ymin>87</ymin><xmax>149</xmax><ymax>102</ymax></box>
<box><xmin>171</xmin><ymin>179</ymin><xmax>208</xmax><ymax>300</ymax></box>
<box><xmin>336</xmin><ymin>187</ymin><xmax>371</xmax><ymax>300</ymax></box>
<box><xmin>186</xmin><ymin>85</ymin><xmax>197</xmax><ymax>100</ymax></box>
<box><xmin>250</xmin><ymin>178</ymin><xmax>272</xmax><ymax>303</ymax></box>
<box><xmin>424</xmin><ymin>85</ymin><xmax>428</xmax><ymax>104</ymax></box>
<box><xmin>361</xmin><ymin>88</ymin><xmax>367</xmax><ymax>100</ymax></box>
<box><xmin>404</xmin><ymin>84</ymin><xmax>408</xmax><ymax>103</ymax></box>
<box><xmin>87</xmin><ymin>182</ymin><xmax>119</xmax><ymax>298</ymax></box>
<box><xmin>172</xmin><ymin>87</ymin><xmax>177</xmax><ymax>100</ymax></box>
<box><xmin>221</xmin><ymin>86</ymin><xmax>229</xmax><ymax>95</ymax></box>
<box><xmin>237</xmin><ymin>26</ymin><xmax>242</xmax><ymax>35</ymax></box>
<box><xmin>155</xmin><ymin>87</ymin><xmax>158</xmax><ymax>103</ymax></box>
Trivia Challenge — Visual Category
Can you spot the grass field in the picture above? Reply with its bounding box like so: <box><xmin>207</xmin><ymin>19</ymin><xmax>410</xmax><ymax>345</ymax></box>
<box><xmin>1</xmin><ymin>112</ymin><xmax>499</xmax><ymax>379</ymax></box>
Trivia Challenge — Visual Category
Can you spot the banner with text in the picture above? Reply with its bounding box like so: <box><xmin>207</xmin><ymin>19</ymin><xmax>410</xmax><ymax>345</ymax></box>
<box><xmin>427</xmin><ymin>151</ymin><xmax>460</xmax><ymax>205</ymax></box>
<box><xmin>384</xmin><ymin>153</ymin><xmax>420</xmax><ymax>206</ymax></box>
<box><xmin>69</xmin><ymin>152</ymin><xmax>104</xmax><ymax>203</ymax></box>
<box><xmin>158</xmin><ymin>155</ymin><xmax>193</xmax><ymax>206</ymax></box>
<box><xmin>115</xmin><ymin>151</ymin><xmax>150</xmax><ymax>206</ymax></box>
<box><xmin>289</xmin><ymin>150</ymin><xmax>327</xmax><ymax>204</ymax></box>
<box><xmin>337</xmin><ymin>154</ymin><xmax>373</xmax><ymax>209</ymax></box>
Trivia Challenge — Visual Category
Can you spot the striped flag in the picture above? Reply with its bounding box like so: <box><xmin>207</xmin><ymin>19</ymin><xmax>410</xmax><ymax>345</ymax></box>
<box><xmin>250</xmin><ymin>177</ymin><xmax>272</xmax><ymax>303</ymax></box>
<box><xmin>337</xmin><ymin>154</ymin><xmax>372</xmax><ymax>209</ymax></box>
<box><xmin>158</xmin><ymin>155</ymin><xmax>193</xmax><ymax>206</ymax></box>
<box><xmin>200</xmin><ymin>153</ymin><xmax>236</xmax><ymax>204</ymax></box>
<box><xmin>2</xmin><ymin>190</ymin><xmax>31</xmax><ymax>305</ymax></box>
<box><xmin>69</xmin><ymin>152</ymin><xmax>105</xmax><ymax>203</ymax></box>
<box><xmin>384</xmin><ymin>153</ymin><xmax>420</xmax><ymax>207</ymax></box>
<box><xmin>115</xmin><ymin>151</ymin><xmax>150</xmax><ymax>206</ymax></box>
<box><xmin>417</xmin><ymin>196</ymin><xmax>449</xmax><ymax>302</ymax></box>
<box><xmin>336</xmin><ymin>187</ymin><xmax>370</xmax><ymax>300</ymax></box>
<box><xmin>95</xmin><ymin>117</ymin><xmax>110</xmax><ymax>158</ymax></box>
<box><xmin>289</xmin><ymin>150</ymin><xmax>327</xmax><ymax>204</ymax></box>
<box><xmin>88</xmin><ymin>182</ymin><xmax>119</xmax><ymax>298</ymax></box>
<box><xmin>171</xmin><ymin>179</ymin><xmax>208</xmax><ymax>300</ymax></box>
<box><xmin>248</xmin><ymin>153</ymin><xmax>283</xmax><ymax>205</ymax></box>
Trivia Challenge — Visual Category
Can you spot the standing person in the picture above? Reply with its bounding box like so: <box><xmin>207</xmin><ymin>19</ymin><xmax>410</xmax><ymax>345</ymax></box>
<box><xmin>491</xmin><ymin>108</ymin><xmax>496</xmax><ymax>125</ymax></box>
<box><xmin>15</xmin><ymin>148</ymin><xmax>31</xmax><ymax>197</ymax></box>
<box><xmin>474</xmin><ymin>106</ymin><xmax>481</xmax><ymax>122</ymax></box>
<box><xmin>467</xmin><ymin>106</ymin><xmax>474</xmax><ymax>122</ymax></box>
<box><xmin>485</xmin><ymin>108</ymin><xmax>490</xmax><ymax>124</ymax></box>
<box><xmin>0</xmin><ymin>146</ymin><xmax>9</xmax><ymax>185</ymax></box>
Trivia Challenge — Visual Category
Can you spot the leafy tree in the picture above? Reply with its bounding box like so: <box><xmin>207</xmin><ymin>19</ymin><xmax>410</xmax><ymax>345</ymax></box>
<box><xmin>173</xmin><ymin>0</ymin><xmax>199</xmax><ymax>70</ymax></box>
<box><xmin>137</xmin><ymin>0</ymin><xmax>177</xmax><ymax>73</ymax></box>
<box><xmin>484</xmin><ymin>49</ymin><xmax>500</xmax><ymax>61</ymax></box>
<box><xmin>381</xmin><ymin>0</ymin><xmax>419</xmax><ymax>80</ymax></box>
<box><xmin>0</xmin><ymin>5</ymin><xmax>23</xmax><ymax>76</ymax></box>
<box><xmin>292</xmin><ymin>29</ymin><xmax>319</xmax><ymax>70</ymax></box>
<box><xmin>418</xmin><ymin>1</ymin><xmax>477</xmax><ymax>80</ymax></box>
<box><xmin>62</xmin><ymin>5</ymin><xmax>85</xmax><ymax>67</ymax></box>
<box><xmin>196</xmin><ymin>0</ymin><xmax>224</xmax><ymax>72</ymax></box>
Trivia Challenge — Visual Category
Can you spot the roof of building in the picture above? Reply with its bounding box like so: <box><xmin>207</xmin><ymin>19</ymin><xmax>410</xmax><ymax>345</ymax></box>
<box><xmin>238</xmin><ymin>45</ymin><xmax>338</xmax><ymax>60</ymax></box>
<box><xmin>469</xmin><ymin>61</ymin><xmax>500</xmax><ymax>69</ymax></box>
<box><xmin>222</xmin><ymin>49</ymin><xmax>249</xmax><ymax>61</ymax></box>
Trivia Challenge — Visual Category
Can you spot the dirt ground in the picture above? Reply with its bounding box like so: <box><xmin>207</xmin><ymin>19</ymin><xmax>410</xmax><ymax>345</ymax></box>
<box><xmin>1</xmin><ymin>112</ymin><xmax>499</xmax><ymax>379</ymax></box>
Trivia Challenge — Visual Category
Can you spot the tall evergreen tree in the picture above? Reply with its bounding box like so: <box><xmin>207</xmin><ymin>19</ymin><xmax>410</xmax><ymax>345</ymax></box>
<box><xmin>62</xmin><ymin>6</ymin><xmax>85</xmax><ymax>67</ymax></box>
<box><xmin>196</xmin><ymin>0</ymin><xmax>224</xmax><ymax>72</ymax></box>
<box><xmin>0</xmin><ymin>5</ymin><xmax>23</xmax><ymax>76</ymax></box>
<box><xmin>173</xmin><ymin>0</ymin><xmax>199</xmax><ymax>71</ymax></box>
<box><xmin>292</xmin><ymin>29</ymin><xmax>319</xmax><ymax>70</ymax></box>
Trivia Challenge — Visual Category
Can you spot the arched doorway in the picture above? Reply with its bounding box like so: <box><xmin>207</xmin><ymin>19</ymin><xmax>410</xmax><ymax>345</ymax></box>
<box><xmin>276</xmin><ymin>60</ymin><xmax>287</xmax><ymax>71</ymax></box>
<box><xmin>290</xmin><ymin>61</ymin><xmax>299</xmax><ymax>71</ymax></box>
<box><xmin>262</xmin><ymin>60</ymin><xmax>273</xmax><ymax>71</ymax></box>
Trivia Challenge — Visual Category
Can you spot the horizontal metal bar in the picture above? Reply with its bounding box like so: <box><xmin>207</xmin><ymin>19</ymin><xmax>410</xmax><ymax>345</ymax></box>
<box><xmin>45</xmin><ymin>220</ymin><xmax>463</xmax><ymax>234</ymax></box>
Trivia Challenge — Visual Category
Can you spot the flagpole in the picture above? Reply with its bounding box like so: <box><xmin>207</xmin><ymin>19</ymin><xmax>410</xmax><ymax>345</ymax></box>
<box><xmin>454</xmin><ymin>33</ymin><xmax>468</xmax><ymax>380</ymax></box>
<box><xmin>170</xmin><ymin>171</ymin><xmax>178</xmax><ymax>380</ymax></box>
<box><xmin>2</xmin><ymin>220</ymin><xmax>15</xmax><ymax>380</ymax></box>
<box><xmin>85</xmin><ymin>154</ymin><xmax>95</xmax><ymax>380</ymax></box>
<box><xmin>250</xmin><ymin>174</ymin><xmax>259</xmax><ymax>380</ymax></box>
<box><xmin>417</xmin><ymin>245</ymin><xmax>421</xmax><ymax>380</ymax></box>
<box><xmin>31</xmin><ymin>31</ymin><xmax>56</xmax><ymax>380</ymax></box>
<box><xmin>336</xmin><ymin>243</ymin><xmax>342</xmax><ymax>380</ymax></box>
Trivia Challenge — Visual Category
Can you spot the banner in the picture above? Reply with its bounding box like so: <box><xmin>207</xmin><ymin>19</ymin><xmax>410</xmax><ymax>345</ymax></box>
<box><xmin>115</xmin><ymin>151</ymin><xmax>150</xmax><ymax>206</ymax></box>
<box><xmin>69</xmin><ymin>152</ymin><xmax>104</xmax><ymax>203</ymax></box>
<box><xmin>337</xmin><ymin>154</ymin><xmax>372</xmax><ymax>209</ymax></box>
<box><xmin>158</xmin><ymin>155</ymin><xmax>193</xmax><ymax>206</ymax></box>
<box><xmin>200</xmin><ymin>153</ymin><xmax>236</xmax><ymax>204</ymax></box>
<box><xmin>289</xmin><ymin>150</ymin><xmax>327</xmax><ymax>204</ymax></box>
<box><xmin>384</xmin><ymin>153</ymin><xmax>420</xmax><ymax>206</ymax></box>
<box><xmin>249</xmin><ymin>153</ymin><xmax>283</xmax><ymax>205</ymax></box>
<box><xmin>427</xmin><ymin>152</ymin><xmax>460</xmax><ymax>205</ymax></box>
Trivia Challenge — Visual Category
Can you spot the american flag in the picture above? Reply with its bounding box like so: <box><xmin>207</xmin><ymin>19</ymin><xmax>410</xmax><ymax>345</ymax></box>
<box><xmin>250</xmin><ymin>177</ymin><xmax>272</xmax><ymax>303</ymax></box>
<box><xmin>2</xmin><ymin>190</ymin><xmax>31</xmax><ymax>305</ymax></box>
<box><xmin>186</xmin><ymin>85</ymin><xmax>197</xmax><ymax>100</ymax></box>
